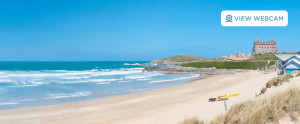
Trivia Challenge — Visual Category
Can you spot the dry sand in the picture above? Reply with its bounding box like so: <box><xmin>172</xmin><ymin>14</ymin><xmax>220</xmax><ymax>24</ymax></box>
<box><xmin>0</xmin><ymin>71</ymin><xmax>279</xmax><ymax>124</ymax></box>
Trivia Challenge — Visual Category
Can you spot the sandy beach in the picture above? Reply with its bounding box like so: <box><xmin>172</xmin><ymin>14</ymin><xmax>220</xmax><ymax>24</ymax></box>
<box><xmin>0</xmin><ymin>71</ymin><xmax>283</xmax><ymax>124</ymax></box>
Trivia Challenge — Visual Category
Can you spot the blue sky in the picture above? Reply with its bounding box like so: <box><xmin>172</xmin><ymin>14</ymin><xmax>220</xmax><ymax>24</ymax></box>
<box><xmin>0</xmin><ymin>0</ymin><xmax>299</xmax><ymax>61</ymax></box>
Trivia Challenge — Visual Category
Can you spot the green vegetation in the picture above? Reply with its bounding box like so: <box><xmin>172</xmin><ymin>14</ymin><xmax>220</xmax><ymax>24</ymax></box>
<box><xmin>180</xmin><ymin>117</ymin><xmax>205</xmax><ymax>124</ymax></box>
<box><xmin>157</xmin><ymin>54</ymin><xmax>281</xmax><ymax>69</ymax></box>
<box><xmin>261</xmin><ymin>87</ymin><xmax>267</xmax><ymax>94</ymax></box>
<box><xmin>181</xmin><ymin>72</ymin><xmax>300</xmax><ymax>124</ymax></box>
<box><xmin>268</xmin><ymin>61</ymin><xmax>276</xmax><ymax>66</ymax></box>
<box><xmin>181</xmin><ymin>61</ymin><xmax>270</xmax><ymax>69</ymax></box>
<box><xmin>181</xmin><ymin>87</ymin><xmax>300</xmax><ymax>124</ymax></box>
<box><xmin>181</xmin><ymin>53</ymin><xmax>280</xmax><ymax>69</ymax></box>
<box><xmin>160</xmin><ymin>55</ymin><xmax>210</xmax><ymax>62</ymax></box>
<box><xmin>262</xmin><ymin>71</ymin><xmax>300</xmax><ymax>94</ymax></box>
<box><xmin>251</xmin><ymin>53</ymin><xmax>279</xmax><ymax>60</ymax></box>
<box><xmin>210</xmin><ymin>58</ymin><xmax>225</xmax><ymax>62</ymax></box>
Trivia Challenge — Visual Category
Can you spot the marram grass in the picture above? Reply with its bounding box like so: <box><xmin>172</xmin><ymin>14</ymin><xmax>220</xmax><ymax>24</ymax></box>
<box><xmin>181</xmin><ymin>87</ymin><xmax>300</xmax><ymax>124</ymax></box>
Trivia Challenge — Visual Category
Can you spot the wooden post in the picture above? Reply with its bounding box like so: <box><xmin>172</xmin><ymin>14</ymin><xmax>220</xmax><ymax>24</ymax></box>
<box><xmin>224</xmin><ymin>100</ymin><xmax>227</xmax><ymax>112</ymax></box>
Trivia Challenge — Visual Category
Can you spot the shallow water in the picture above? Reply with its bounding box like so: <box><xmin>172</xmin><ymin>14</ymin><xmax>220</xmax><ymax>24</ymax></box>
<box><xmin>0</xmin><ymin>61</ymin><xmax>200</xmax><ymax>109</ymax></box>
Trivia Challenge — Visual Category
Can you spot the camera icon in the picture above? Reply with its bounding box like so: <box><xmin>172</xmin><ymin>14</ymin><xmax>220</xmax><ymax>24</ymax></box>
<box><xmin>226</xmin><ymin>15</ymin><xmax>232</xmax><ymax>22</ymax></box>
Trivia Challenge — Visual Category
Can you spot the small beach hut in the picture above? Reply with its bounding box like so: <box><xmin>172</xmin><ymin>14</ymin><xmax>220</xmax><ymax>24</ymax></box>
<box><xmin>275</xmin><ymin>54</ymin><xmax>300</xmax><ymax>74</ymax></box>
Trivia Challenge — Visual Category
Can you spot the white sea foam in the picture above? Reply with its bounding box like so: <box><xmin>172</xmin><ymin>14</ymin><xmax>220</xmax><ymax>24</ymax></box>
<box><xmin>90</xmin><ymin>69</ymin><xmax>99</xmax><ymax>72</ymax></box>
<box><xmin>136</xmin><ymin>78</ymin><xmax>151</xmax><ymax>81</ymax></box>
<box><xmin>89</xmin><ymin>79</ymin><xmax>121</xmax><ymax>82</ymax></box>
<box><xmin>48</xmin><ymin>91</ymin><xmax>91</xmax><ymax>99</ymax></box>
<box><xmin>18</xmin><ymin>98</ymin><xmax>37</xmax><ymax>102</ymax></box>
<box><xmin>17</xmin><ymin>92</ymin><xmax>91</xmax><ymax>102</ymax></box>
<box><xmin>66</xmin><ymin>80</ymin><xmax>90</xmax><ymax>83</ymax></box>
<box><xmin>124</xmin><ymin>72</ymin><xmax>164</xmax><ymax>80</ymax></box>
<box><xmin>9</xmin><ymin>84</ymin><xmax>40</xmax><ymax>87</ymax></box>
<box><xmin>123</xmin><ymin>63</ymin><xmax>140</xmax><ymax>66</ymax></box>
<box><xmin>124</xmin><ymin>75</ymin><xmax>149</xmax><ymax>79</ymax></box>
<box><xmin>49</xmin><ymin>70</ymin><xmax>69</xmax><ymax>72</ymax></box>
<box><xmin>0</xmin><ymin>68</ymin><xmax>144</xmax><ymax>85</ymax></box>
<box><xmin>63</xmin><ymin>76</ymin><xmax>90</xmax><ymax>80</ymax></box>
<box><xmin>118</xmin><ymin>81</ymin><xmax>131</xmax><ymax>83</ymax></box>
<box><xmin>9</xmin><ymin>81</ymin><xmax>45</xmax><ymax>87</ymax></box>
<box><xmin>96</xmin><ymin>82</ymin><xmax>110</xmax><ymax>85</ymax></box>
<box><xmin>0</xmin><ymin>102</ymin><xmax>19</xmax><ymax>105</ymax></box>
<box><xmin>0</xmin><ymin>79</ymin><xmax>13</xmax><ymax>83</ymax></box>
<box><xmin>0</xmin><ymin>64</ymin><xmax>204</xmax><ymax>109</ymax></box>
<box><xmin>89</xmin><ymin>70</ymin><xmax>142</xmax><ymax>76</ymax></box>
<box><xmin>31</xmin><ymin>78</ymin><xmax>43</xmax><ymax>81</ymax></box>
<box><xmin>149</xmin><ymin>74</ymin><xmax>199</xmax><ymax>83</ymax></box>
<box><xmin>0</xmin><ymin>71</ymin><xmax>93</xmax><ymax>78</ymax></box>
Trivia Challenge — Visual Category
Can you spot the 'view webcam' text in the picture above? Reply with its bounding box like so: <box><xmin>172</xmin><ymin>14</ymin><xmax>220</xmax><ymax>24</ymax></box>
<box><xmin>234</xmin><ymin>16</ymin><xmax>284</xmax><ymax>22</ymax></box>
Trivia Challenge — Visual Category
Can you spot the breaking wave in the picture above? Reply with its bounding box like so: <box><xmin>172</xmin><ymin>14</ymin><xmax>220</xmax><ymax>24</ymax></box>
<box><xmin>123</xmin><ymin>63</ymin><xmax>141</xmax><ymax>66</ymax></box>
<box><xmin>1</xmin><ymin>91</ymin><xmax>92</xmax><ymax>105</ymax></box>
<box><xmin>0</xmin><ymin>68</ymin><xmax>147</xmax><ymax>86</ymax></box>
<box><xmin>48</xmin><ymin>91</ymin><xmax>91</xmax><ymax>99</ymax></box>
<box><xmin>0</xmin><ymin>62</ymin><xmax>201</xmax><ymax>109</ymax></box>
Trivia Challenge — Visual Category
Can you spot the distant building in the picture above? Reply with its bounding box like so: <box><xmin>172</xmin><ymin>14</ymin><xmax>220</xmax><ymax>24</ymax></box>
<box><xmin>253</xmin><ymin>40</ymin><xmax>278</xmax><ymax>54</ymax></box>
<box><xmin>275</xmin><ymin>54</ymin><xmax>300</xmax><ymax>74</ymax></box>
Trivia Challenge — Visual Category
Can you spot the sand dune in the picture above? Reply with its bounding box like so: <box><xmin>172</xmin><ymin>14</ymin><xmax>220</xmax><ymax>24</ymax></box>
<box><xmin>0</xmin><ymin>71</ymin><xmax>278</xmax><ymax>124</ymax></box>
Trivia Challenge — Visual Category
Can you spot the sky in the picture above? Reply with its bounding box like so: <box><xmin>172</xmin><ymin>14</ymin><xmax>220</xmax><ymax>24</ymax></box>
<box><xmin>0</xmin><ymin>0</ymin><xmax>299</xmax><ymax>61</ymax></box>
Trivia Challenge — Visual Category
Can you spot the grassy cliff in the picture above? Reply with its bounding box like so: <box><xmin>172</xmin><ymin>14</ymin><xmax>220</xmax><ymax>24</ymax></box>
<box><xmin>251</xmin><ymin>53</ymin><xmax>279</xmax><ymax>60</ymax></box>
<box><xmin>181</xmin><ymin>53</ymin><xmax>280</xmax><ymax>69</ymax></box>
<box><xmin>159</xmin><ymin>55</ymin><xmax>210</xmax><ymax>62</ymax></box>
<box><xmin>181</xmin><ymin>61</ymin><xmax>270</xmax><ymax>69</ymax></box>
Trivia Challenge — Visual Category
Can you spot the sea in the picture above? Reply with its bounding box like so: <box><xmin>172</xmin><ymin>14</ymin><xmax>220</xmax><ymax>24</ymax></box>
<box><xmin>0</xmin><ymin>61</ymin><xmax>200</xmax><ymax>109</ymax></box>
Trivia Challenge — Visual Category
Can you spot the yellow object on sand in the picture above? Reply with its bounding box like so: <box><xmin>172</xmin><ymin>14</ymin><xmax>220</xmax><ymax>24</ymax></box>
<box><xmin>220</xmin><ymin>93</ymin><xmax>240</xmax><ymax>98</ymax></box>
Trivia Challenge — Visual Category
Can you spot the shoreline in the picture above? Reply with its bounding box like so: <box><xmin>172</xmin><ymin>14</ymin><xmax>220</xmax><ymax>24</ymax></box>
<box><xmin>0</xmin><ymin>74</ymin><xmax>206</xmax><ymax>110</ymax></box>
<box><xmin>0</xmin><ymin>71</ymin><xmax>277</xmax><ymax>124</ymax></box>
<box><xmin>0</xmin><ymin>72</ymin><xmax>204</xmax><ymax>110</ymax></box>
<box><xmin>0</xmin><ymin>67</ymin><xmax>202</xmax><ymax>110</ymax></box>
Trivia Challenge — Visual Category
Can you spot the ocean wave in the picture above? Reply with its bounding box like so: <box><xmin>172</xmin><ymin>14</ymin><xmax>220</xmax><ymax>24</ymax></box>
<box><xmin>8</xmin><ymin>84</ymin><xmax>41</xmax><ymax>87</ymax></box>
<box><xmin>96</xmin><ymin>82</ymin><xmax>110</xmax><ymax>84</ymax></box>
<box><xmin>66</xmin><ymin>80</ymin><xmax>90</xmax><ymax>83</ymax></box>
<box><xmin>46</xmin><ymin>70</ymin><xmax>69</xmax><ymax>72</ymax></box>
<box><xmin>18</xmin><ymin>98</ymin><xmax>37</xmax><ymax>102</ymax></box>
<box><xmin>124</xmin><ymin>75</ymin><xmax>149</xmax><ymax>79</ymax></box>
<box><xmin>124</xmin><ymin>72</ymin><xmax>164</xmax><ymax>80</ymax></box>
<box><xmin>0</xmin><ymin>79</ymin><xmax>13</xmax><ymax>83</ymax></box>
<box><xmin>0</xmin><ymin>68</ymin><xmax>144</xmax><ymax>86</ymax></box>
<box><xmin>90</xmin><ymin>69</ymin><xmax>99</xmax><ymax>72</ymax></box>
<box><xmin>0</xmin><ymin>71</ymin><xmax>93</xmax><ymax>78</ymax></box>
<box><xmin>148</xmin><ymin>74</ymin><xmax>199</xmax><ymax>83</ymax></box>
<box><xmin>0</xmin><ymin>68</ymin><xmax>143</xmax><ymax>78</ymax></box>
<box><xmin>89</xmin><ymin>70</ymin><xmax>142</xmax><ymax>76</ymax></box>
<box><xmin>49</xmin><ymin>79</ymin><xmax>119</xmax><ymax>84</ymax></box>
<box><xmin>0</xmin><ymin>102</ymin><xmax>19</xmax><ymax>105</ymax></box>
<box><xmin>8</xmin><ymin>81</ymin><xmax>45</xmax><ymax>87</ymax></box>
<box><xmin>89</xmin><ymin>79</ymin><xmax>121</xmax><ymax>82</ymax></box>
<box><xmin>123</xmin><ymin>63</ymin><xmax>140</xmax><ymax>66</ymax></box>
<box><xmin>136</xmin><ymin>78</ymin><xmax>151</xmax><ymax>81</ymax></box>
<box><xmin>118</xmin><ymin>81</ymin><xmax>131</xmax><ymax>83</ymax></box>
<box><xmin>63</xmin><ymin>76</ymin><xmax>90</xmax><ymax>80</ymax></box>
<box><xmin>48</xmin><ymin>91</ymin><xmax>91</xmax><ymax>99</ymax></box>
<box><xmin>16</xmin><ymin>91</ymin><xmax>91</xmax><ymax>102</ymax></box>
